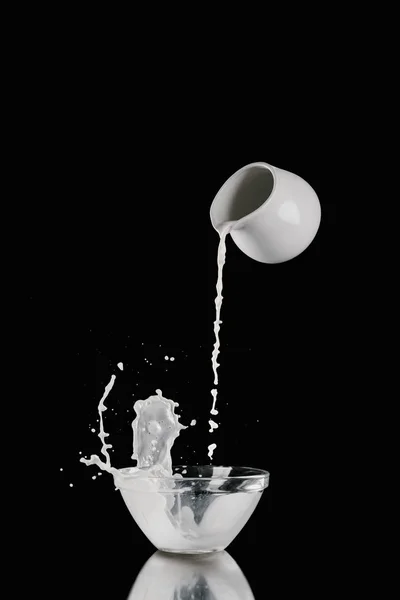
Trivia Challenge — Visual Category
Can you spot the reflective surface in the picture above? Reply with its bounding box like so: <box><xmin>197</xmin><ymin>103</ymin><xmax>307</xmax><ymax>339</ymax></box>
<box><xmin>127</xmin><ymin>550</ymin><xmax>255</xmax><ymax>599</ymax></box>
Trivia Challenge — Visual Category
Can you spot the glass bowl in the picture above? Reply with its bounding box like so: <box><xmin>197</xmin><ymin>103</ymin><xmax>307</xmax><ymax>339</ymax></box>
<box><xmin>114</xmin><ymin>465</ymin><xmax>269</xmax><ymax>554</ymax></box>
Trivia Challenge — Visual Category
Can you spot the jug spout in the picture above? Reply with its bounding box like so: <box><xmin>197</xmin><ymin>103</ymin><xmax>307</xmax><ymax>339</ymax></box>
<box><xmin>210</xmin><ymin>162</ymin><xmax>275</xmax><ymax>231</ymax></box>
<box><xmin>210</xmin><ymin>162</ymin><xmax>321</xmax><ymax>264</ymax></box>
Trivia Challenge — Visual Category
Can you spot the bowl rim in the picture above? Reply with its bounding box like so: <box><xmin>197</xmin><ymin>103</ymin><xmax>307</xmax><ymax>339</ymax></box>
<box><xmin>117</xmin><ymin>465</ymin><xmax>270</xmax><ymax>482</ymax></box>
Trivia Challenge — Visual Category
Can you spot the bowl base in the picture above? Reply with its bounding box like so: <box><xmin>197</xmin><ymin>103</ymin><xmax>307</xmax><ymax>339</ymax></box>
<box><xmin>158</xmin><ymin>547</ymin><xmax>224</xmax><ymax>555</ymax></box>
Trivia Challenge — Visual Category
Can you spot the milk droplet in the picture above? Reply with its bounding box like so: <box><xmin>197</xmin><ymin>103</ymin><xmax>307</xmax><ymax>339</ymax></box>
<box><xmin>164</xmin><ymin>356</ymin><xmax>169</xmax><ymax>360</ymax></box>
<box><xmin>208</xmin><ymin>443</ymin><xmax>217</xmax><ymax>460</ymax></box>
<box><xmin>208</xmin><ymin>419</ymin><xmax>219</xmax><ymax>433</ymax></box>
<box><xmin>117</xmin><ymin>362</ymin><xmax>123</xmax><ymax>371</ymax></box>
<box><xmin>182</xmin><ymin>469</ymin><xmax>187</xmax><ymax>474</ymax></box>
<box><xmin>60</xmin><ymin>468</ymin><xmax>63</xmax><ymax>471</ymax></box>
<box><xmin>210</xmin><ymin>389</ymin><xmax>218</xmax><ymax>417</ymax></box>
<box><xmin>91</xmin><ymin>428</ymin><xmax>96</xmax><ymax>432</ymax></box>
<box><xmin>69</xmin><ymin>483</ymin><xmax>74</xmax><ymax>487</ymax></box>
<box><xmin>79</xmin><ymin>451</ymin><xmax>82</xmax><ymax>455</ymax></box>
<box><xmin>170</xmin><ymin>357</ymin><xmax>175</xmax><ymax>361</ymax></box>
<box><xmin>92</xmin><ymin>476</ymin><xmax>97</xmax><ymax>480</ymax></box>
<box><xmin>190</xmin><ymin>419</ymin><xmax>197</xmax><ymax>426</ymax></box>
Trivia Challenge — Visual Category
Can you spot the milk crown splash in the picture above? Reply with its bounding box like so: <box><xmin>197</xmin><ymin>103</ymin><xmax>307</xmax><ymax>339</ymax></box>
<box><xmin>81</xmin><ymin>379</ymin><xmax>186</xmax><ymax>478</ymax></box>
<box><xmin>131</xmin><ymin>388</ymin><xmax>186</xmax><ymax>473</ymax></box>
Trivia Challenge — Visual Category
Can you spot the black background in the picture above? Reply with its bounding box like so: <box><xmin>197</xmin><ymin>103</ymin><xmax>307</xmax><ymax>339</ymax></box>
<box><xmin>28</xmin><ymin>109</ymin><xmax>337</xmax><ymax>597</ymax></box>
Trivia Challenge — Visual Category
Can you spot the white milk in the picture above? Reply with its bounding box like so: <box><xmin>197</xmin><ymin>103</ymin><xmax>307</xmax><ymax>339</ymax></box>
<box><xmin>81</xmin><ymin>374</ymin><xmax>264</xmax><ymax>552</ymax></box>
<box><xmin>210</xmin><ymin>221</ymin><xmax>234</xmax><ymax>416</ymax></box>
<box><xmin>208</xmin><ymin>419</ymin><xmax>219</xmax><ymax>433</ymax></box>
<box><xmin>130</xmin><ymin>388</ymin><xmax>186</xmax><ymax>473</ymax></box>
<box><xmin>208</xmin><ymin>443</ymin><xmax>217</xmax><ymax>460</ymax></box>
<box><xmin>81</xmin><ymin>374</ymin><xmax>120</xmax><ymax>476</ymax></box>
<box><xmin>117</xmin><ymin>468</ymin><xmax>262</xmax><ymax>553</ymax></box>
<box><xmin>81</xmin><ymin>384</ymin><xmax>184</xmax><ymax>478</ymax></box>
<box><xmin>208</xmin><ymin>220</ymin><xmax>235</xmax><ymax>462</ymax></box>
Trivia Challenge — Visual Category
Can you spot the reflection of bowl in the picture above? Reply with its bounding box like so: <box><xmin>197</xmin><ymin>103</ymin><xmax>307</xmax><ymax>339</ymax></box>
<box><xmin>115</xmin><ymin>465</ymin><xmax>269</xmax><ymax>554</ymax></box>
<box><xmin>128</xmin><ymin>550</ymin><xmax>255</xmax><ymax>600</ymax></box>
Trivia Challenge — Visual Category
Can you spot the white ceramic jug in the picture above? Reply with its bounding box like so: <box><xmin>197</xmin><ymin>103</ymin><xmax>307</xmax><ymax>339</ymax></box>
<box><xmin>210</xmin><ymin>162</ymin><xmax>321</xmax><ymax>263</ymax></box>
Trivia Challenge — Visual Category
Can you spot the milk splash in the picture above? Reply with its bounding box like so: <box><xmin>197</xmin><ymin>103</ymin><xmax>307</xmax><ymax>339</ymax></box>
<box><xmin>80</xmin><ymin>367</ymin><xmax>267</xmax><ymax>553</ymax></box>
<box><xmin>131</xmin><ymin>388</ymin><xmax>186</xmax><ymax>474</ymax></box>
<box><xmin>81</xmin><ymin>380</ymin><xmax>185</xmax><ymax>479</ymax></box>
<box><xmin>80</xmin><ymin>374</ymin><xmax>120</xmax><ymax>477</ymax></box>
